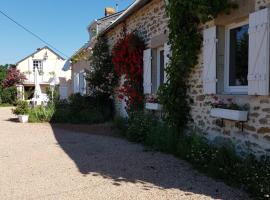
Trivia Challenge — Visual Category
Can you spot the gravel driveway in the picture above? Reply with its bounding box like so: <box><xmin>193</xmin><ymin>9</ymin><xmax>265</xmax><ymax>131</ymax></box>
<box><xmin>0</xmin><ymin>107</ymin><xmax>250</xmax><ymax>200</ymax></box>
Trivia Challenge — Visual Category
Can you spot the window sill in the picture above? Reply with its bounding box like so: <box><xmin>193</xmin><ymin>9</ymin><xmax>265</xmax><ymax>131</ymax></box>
<box><xmin>219</xmin><ymin>91</ymin><xmax>248</xmax><ymax>96</ymax></box>
<box><xmin>145</xmin><ymin>103</ymin><xmax>162</xmax><ymax>111</ymax></box>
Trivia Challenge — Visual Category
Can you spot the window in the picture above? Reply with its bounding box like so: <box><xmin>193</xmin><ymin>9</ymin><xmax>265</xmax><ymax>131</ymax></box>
<box><xmin>152</xmin><ymin>47</ymin><xmax>165</xmax><ymax>94</ymax></box>
<box><xmin>225</xmin><ymin>21</ymin><xmax>249</xmax><ymax>94</ymax></box>
<box><xmin>33</xmin><ymin>60</ymin><xmax>43</xmax><ymax>72</ymax></box>
<box><xmin>79</xmin><ymin>71</ymin><xmax>86</xmax><ymax>95</ymax></box>
<box><xmin>157</xmin><ymin>47</ymin><xmax>165</xmax><ymax>88</ymax></box>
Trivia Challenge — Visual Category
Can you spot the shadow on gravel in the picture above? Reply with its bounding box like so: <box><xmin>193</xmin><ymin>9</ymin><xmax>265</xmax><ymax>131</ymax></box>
<box><xmin>6</xmin><ymin>118</ymin><xmax>19</xmax><ymax>123</ymax></box>
<box><xmin>51</xmin><ymin>124</ymin><xmax>249</xmax><ymax>200</ymax></box>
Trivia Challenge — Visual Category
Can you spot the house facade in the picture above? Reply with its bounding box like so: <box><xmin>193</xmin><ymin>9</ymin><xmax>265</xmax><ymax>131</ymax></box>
<box><xmin>102</xmin><ymin>0</ymin><xmax>270</xmax><ymax>156</ymax></box>
<box><xmin>71</xmin><ymin>8</ymin><xmax>123</xmax><ymax>96</ymax></box>
<box><xmin>190</xmin><ymin>0</ymin><xmax>270</xmax><ymax>156</ymax></box>
<box><xmin>102</xmin><ymin>0</ymin><xmax>169</xmax><ymax>117</ymax></box>
<box><xmin>16</xmin><ymin>46</ymin><xmax>71</xmax><ymax>100</ymax></box>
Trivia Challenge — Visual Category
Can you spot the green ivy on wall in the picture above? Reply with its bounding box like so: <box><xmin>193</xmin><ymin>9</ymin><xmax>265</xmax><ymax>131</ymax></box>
<box><xmin>158</xmin><ymin>0</ymin><xmax>237</xmax><ymax>132</ymax></box>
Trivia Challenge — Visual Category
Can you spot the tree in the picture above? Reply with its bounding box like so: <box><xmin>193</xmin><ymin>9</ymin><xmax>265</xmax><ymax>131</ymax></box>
<box><xmin>0</xmin><ymin>65</ymin><xmax>8</xmax><ymax>86</ymax></box>
<box><xmin>2</xmin><ymin>68</ymin><xmax>26</xmax><ymax>88</ymax></box>
<box><xmin>86</xmin><ymin>36</ymin><xmax>117</xmax><ymax>98</ymax></box>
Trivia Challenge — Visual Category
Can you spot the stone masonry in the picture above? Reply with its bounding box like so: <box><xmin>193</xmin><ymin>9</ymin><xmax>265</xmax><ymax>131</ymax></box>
<box><xmin>105</xmin><ymin>0</ymin><xmax>270</xmax><ymax>156</ymax></box>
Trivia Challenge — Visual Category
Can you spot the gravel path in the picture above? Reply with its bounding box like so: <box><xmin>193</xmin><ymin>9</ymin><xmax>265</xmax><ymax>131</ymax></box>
<box><xmin>0</xmin><ymin>107</ymin><xmax>251</xmax><ymax>200</ymax></box>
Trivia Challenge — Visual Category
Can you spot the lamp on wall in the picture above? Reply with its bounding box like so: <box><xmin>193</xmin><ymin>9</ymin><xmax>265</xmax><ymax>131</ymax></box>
<box><xmin>43</xmin><ymin>51</ymin><xmax>48</xmax><ymax>60</ymax></box>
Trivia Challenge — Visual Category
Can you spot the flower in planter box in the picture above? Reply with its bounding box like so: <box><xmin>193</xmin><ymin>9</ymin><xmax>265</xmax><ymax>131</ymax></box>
<box><xmin>145</xmin><ymin>95</ymin><xmax>159</xmax><ymax>104</ymax></box>
<box><xmin>208</xmin><ymin>95</ymin><xmax>249</xmax><ymax>111</ymax></box>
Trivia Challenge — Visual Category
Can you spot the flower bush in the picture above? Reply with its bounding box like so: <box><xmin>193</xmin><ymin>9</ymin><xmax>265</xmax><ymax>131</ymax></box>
<box><xmin>145</xmin><ymin>94</ymin><xmax>159</xmax><ymax>104</ymax></box>
<box><xmin>2</xmin><ymin>68</ymin><xmax>26</xmax><ymax>88</ymax></box>
<box><xmin>112</xmin><ymin>32</ymin><xmax>145</xmax><ymax>112</ymax></box>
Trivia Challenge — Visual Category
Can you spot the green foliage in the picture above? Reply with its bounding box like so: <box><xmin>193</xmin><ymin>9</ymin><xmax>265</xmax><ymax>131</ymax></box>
<box><xmin>0</xmin><ymin>65</ymin><xmax>8</xmax><ymax>86</ymax></box>
<box><xmin>116</xmin><ymin>112</ymin><xmax>270</xmax><ymax>200</ymax></box>
<box><xmin>12</xmin><ymin>101</ymin><xmax>29</xmax><ymax>115</ymax></box>
<box><xmin>0</xmin><ymin>65</ymin><xmax>15</xmax><ymax>105</ymax></box>
<box><xmin>28</xmin><ymin>104</ymin><xmax>55</xmax><ymax>123</ymax></box>
<box><xmin>45</xmin><ymin>86</ymin><xmax>60</xmax><ymax>103</ymax></box>
<box><xmin>158</xmin><ymin>0</ymin><xmax>237</xmax><ymax>131</ymax></box>
<box><xmin>51</xmin><ymin>94</ymin><xmax>114</xmax><ymax>124</ymax></box>
<box><xmin>126</xmin><ymin>111</ymin><xmax>156</xmax><ymax>143</ymax></box>
<box><xmin>0</xmin><ymin>86</ymin><xmax>17</xmax><ymax>104</ymax></box>
<box><xmin>86</xmin><ymin>36</ymin><xmax>117</xmax><ymax>98</ymax></box>
<box><xmin>71</xmin><ymin>48</ymin><xmax>91</xmax><ymax>64</ymax></box>
<box><xmin>27</xmin><ymin>94</ymin><xmax>114</xmax><ymax>124</ymax></box>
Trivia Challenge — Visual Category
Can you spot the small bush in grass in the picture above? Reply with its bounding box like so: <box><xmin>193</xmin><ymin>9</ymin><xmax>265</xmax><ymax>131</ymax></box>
<box><xmin>115</xmin><ymin>111</ymin><xmax>270</xmax><ymax>200</ymax></box>
<box><xmin>28</xmin><ymin>104</ymin><xmax>55</xmax><ymax>123</ymax></box>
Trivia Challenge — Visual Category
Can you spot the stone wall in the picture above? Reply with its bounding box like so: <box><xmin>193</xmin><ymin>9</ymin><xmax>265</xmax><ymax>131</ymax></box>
<box><xmin>104</xmin><ymin>0</ymin><xmax>270</xmax><ymax>156</ymax></box>
<box><xmin>106</xmin><ymin>0</ymin><xmax>168</xmax><ymax>51</ymax></box>
<box><xmin>189</xmin><ymin>0</ymin><xmax>270</xmax><ymax>156</ymax></box>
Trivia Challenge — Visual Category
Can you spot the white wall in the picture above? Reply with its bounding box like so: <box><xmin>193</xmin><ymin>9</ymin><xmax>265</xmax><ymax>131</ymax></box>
<box><xmin>17</xmin><ymin>47</ymin><xmax>71</xmax><ymax>84</ymax></box>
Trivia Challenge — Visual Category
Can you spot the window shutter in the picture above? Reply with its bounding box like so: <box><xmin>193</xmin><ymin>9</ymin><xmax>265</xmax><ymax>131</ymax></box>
<box><xmin>74</xmin><ymin>73</ymin><xmax>79</xmax><ymax>93</ymax></box>
<box><xmin>164</xmin><ymin>42</ymin><xmax>171</xmax><ymax>83</ymax></box>
<box><xmin>248</xmin><ymin>8</ymin><xmax>270</xmax><ymax>96</ymax></box>
<box><xmin>203</xmin><ymin>26</ymin><xmax>217</xmax><ymax>94</ymax></box>
<box><xmin>79</xmin><ymin>73</ymin><xmax>84</xmax><ymax>94</ymax></box>
<box><xmin>83</xmin><ymin>72</ymin><xmax>87</xmax><ymax>95</ymax></box>
<box><xmin>143</xmin><ymin>49</ymin><xmax>152</xmax><ymax>94</ymax></box>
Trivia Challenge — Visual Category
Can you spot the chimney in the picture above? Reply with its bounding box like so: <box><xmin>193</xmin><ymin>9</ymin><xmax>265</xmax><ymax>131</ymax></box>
<box><xmin>105</xmin><ymin>7</ymin><xmax>116</xmax><ymax>16</ymax></box>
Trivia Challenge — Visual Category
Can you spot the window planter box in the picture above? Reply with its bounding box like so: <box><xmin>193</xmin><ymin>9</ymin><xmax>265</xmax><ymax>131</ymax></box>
<box><xmin>145</xmin><ymin>103</ymin><xmax>162</xmax><ymax>111</ymax></box>
<box><xmin>210</xmin><ymin>108</ymin><xmax>248</xmax><ymax>122</ymax></box>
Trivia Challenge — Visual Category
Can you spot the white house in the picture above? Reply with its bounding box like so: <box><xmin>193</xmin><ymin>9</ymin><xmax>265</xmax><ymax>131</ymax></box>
<box><xmin>16</xmin><ymin>46</ymin><xmax>71</xmax><ymax>100</ymax></box>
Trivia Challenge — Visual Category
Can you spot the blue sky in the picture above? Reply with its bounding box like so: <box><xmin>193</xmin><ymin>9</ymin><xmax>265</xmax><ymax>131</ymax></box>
<box><xmin>0</xmin><ymin>0</ymin><xmax>134</xmax><ymax>65</ymax></box>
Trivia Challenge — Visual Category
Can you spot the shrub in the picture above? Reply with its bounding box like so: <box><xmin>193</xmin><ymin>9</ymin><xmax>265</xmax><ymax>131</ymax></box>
<box><xmin>51</xmin><ymin>94</ymin><xmax>114</xmax><ymax>124</ymax></box>
<box><xmin>27</xmin><ymin>94</ymin><xmax>115</xmax><ymax>124</ymax></box>
<box><xmin>12</xmin><ymin>101</ymin><xmax>29</xmax><ymax>115</ymax></box>
<box><xmin>86</xmin><ymin>36</ymin><xmax>117</xmax><ymax>98</ymax></box>
<box><xmin>0</xmin><ymin>86</ymin><xmax>17</xmax><ymax>104</ymax></box>
<box><xmin>115</xmin><ymin>111</ymin><xmax>270</xmax><ymax>200</ymax></box>
<box><xmin>28</xmin><ymin>104</ymin><xmax>55</xmax><ymax>123</ymax></box>
<box><xmin>125</xmin><ymin>111</ymin><xmax>156</xmax><ymax>143</ymax></box>
<box><xmin>2</xmin><ymin>68</ymin><xmax>26</xmax><ymax>88</ymax></box>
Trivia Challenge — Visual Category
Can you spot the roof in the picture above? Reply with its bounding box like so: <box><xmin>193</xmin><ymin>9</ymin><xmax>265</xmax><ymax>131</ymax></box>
<box><xmin>16</xmin><ymin>46</ymin><xmax>65</xmax><ymax>65</ymax></box>
<box><xmin>87</xmin><ymin>10</ymin><xmax>125</xmax><ymax>31</ymax></box>
<box><xmin>101</xmin><ymin>0</ymin><xmax>150</xmax><ymax>35</ymax></box>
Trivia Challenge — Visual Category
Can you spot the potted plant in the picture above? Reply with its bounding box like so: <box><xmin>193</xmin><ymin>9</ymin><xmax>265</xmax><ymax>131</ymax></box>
<box><xmin>145</xmin><ymin>95</ymin><xmax>162</xmax><ymax>110</ymax></box>
<box><xmin>12</xmin><ymin>101</ymin><xmax>30</xmax><ymax>123</ymax></box>
<box><xmin>208</xmin><ymin>96</ymin><xmax>249</xmax><ymax>122</ymax></box>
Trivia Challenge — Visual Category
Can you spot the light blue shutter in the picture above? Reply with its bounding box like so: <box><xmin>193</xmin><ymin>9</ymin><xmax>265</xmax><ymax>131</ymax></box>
<box><xmin>143</xmin><ymin>49</ymin><xmax>152</xmax><ymax>94</ymax></box>
<box><xmin>248</xmin><ymin>8</ymin><xmax>270</xmax><ymax>96</ymax></box>
<box><xmin>203</xmin><ymin>26</ymin><xmax>217</xmax><ymax>94</ymax></box>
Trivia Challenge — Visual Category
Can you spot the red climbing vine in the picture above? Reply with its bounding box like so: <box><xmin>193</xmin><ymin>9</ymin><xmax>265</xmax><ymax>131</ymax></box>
<box><xmin>112</xmin><ymin>32</ymin><xmax>145</xmax><ymax>112</ymax></box>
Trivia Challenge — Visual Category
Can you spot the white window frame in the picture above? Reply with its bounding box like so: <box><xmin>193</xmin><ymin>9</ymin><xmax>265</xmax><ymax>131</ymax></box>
<box><xmin>157</xmin><ymin>46</ymin><xmax>164</xmax><ymax>90</ymax></box>
<box><xmin>224</xmin><ymin>20</ymin><xmax>249</xmax><ymax>94</ymax></box>
<box><xmin>79</xmin><ymin>70</ymin><xmax>86</xmax><ymax>95</ymax></box>
<box><xmin>33</xmin><ymin>60</ymin><xmax>43</xmax><ymax>72</ymax></box>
